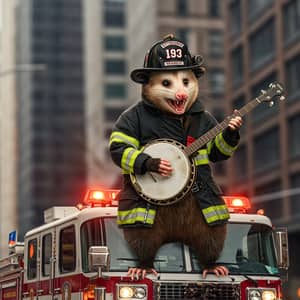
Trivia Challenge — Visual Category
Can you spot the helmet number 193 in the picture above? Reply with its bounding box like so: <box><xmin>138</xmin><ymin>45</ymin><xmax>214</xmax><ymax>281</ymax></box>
<box><xmin>166</xmin><ymin>48</ymin><xmax>183</xmax><ymax>59</ymax></box>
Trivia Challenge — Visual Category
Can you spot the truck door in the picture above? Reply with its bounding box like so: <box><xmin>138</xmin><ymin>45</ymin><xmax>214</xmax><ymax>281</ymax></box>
<box><xmin>53</xmin><ymin>224</ymin><xmax>80</xmax><ymax>300</ymax></box>
<box><xmin>40</xmin><ymin>230</ymin><xmax>56</xmax><ymax>300</ymax></box>
<box><xmin>23</xmin><ymin>235</ymin><xmax>41</xmax><ymax>300</ymax></box>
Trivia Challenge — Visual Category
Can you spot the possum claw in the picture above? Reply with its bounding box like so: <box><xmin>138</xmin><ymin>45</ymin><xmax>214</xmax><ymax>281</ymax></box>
<box><xmin>202</xmin><ymin>265</ymin><xmax>229</xmax><ymax>278</ymax></box>
<box><xmin>127</xmin><ymin>267</ymin><xmax>158</xmax><ymax>280</ymax></box>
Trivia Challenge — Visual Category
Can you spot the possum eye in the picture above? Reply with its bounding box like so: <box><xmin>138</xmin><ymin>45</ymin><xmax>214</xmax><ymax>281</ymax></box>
<box><xmin>183</xmin><ymin>78</ymin><xmax>189</xmax><ymax>86</ymax></box>
<box><xmin>162</xmin><ymin>79</ymin><xmax>171</xmax><ymax>87</ymax></box>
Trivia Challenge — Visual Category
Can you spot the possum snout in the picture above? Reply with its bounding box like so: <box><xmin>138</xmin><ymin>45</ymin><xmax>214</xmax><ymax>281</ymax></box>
<box><xmin>175</xmin><ymin>91</ymin><xmax>188</xmax><ymax>101</ymax></box>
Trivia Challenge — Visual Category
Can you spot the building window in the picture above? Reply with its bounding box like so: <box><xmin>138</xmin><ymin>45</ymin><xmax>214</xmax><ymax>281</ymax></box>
<box><xmin>286</xmin><ymin>54</ymin><xmax>300</xmax><ymax>101</ymax></box>
<box><xmin>253</xmin><ymin>127</ymin><xmax>280</xmax><ymax>172</ymax></box>
<box><xmin>104</xmin><ymin>83</ymin><xmax>127</xmax><ymax>99</ymax></box>
<box><xmin>288</xmin><ymin>114</ymin><xmax>300</xmax><ymax>159</ymax></box>
<box><xmin>254</xmin><ymin>180</ymin><xmax>282</xmax><ymax>219</ymax></box>
<box><xmin>229</xmin><ymin>0</ymin><xmax>241</xmax><ymax>36</ymax></box>
<box><xmin>59</xmin><ymin>225</ymin><xmax>76</xmax><ymax>273</ymax></box>
<box><xmin>283</xmin><ymin>0</ymin><xmax>300</xmax><ymax>45</ymax></box>
<box><xmin>231</xmin><ymin>46</ymin><xmax>243</xmax><ymax>86</ymax></box>
<box><xmin>232</xmin><ymin>95</ymin><xmax>246</xmax><ymax>134</ymax></box>
<box><xmin>248</xmin><ymin>0</ymin><xmax>274</xmax><ymax>22</ymax></box>
<box><xmin>251</xmin><ymin>73</ymin><xmax>278</xmax><ymax>123</ymax></box>
<box><xmin>104</xmin><ymin>1</ymin><xmax>125</xmax><ymax>27</ymax></box>
<box><xmin>104</xmin><ymin>35</ymin><xmax>126</xmax><ymax>51</ymax></box>
<box><xmin>27</xmin><ymin>238</ymin><xmax>38</xmax><ymax>279</ymax></box>
<box><xmin>209</xmin><ymin>69</ymin><xmax>224</xmax><ymax>95</ymax></box>
<box><xmin>42</xmin><ymin>233</ymin><xmax>52</xmax><ymax>277</ymax></box>
<box><xmin>105</xmin><ymin>108</ymin><xmax>124</xmax><ymax>122</ymax></box>
<box><xmin>104</xmin><ymin>59</ymin><xmax>126</xmax><ymax>75</ymax></box>
<box><xmin>249</xmin><ymin>19</ymin><xmax>275</xmax><ymax>72</ymax></box>
<box><xmin>290</xmin><ymin>172</ymin><xmax>300</xmax><ymax>215</ymax></box>
<box><xmin>176</xmin><ymin>28</ymin><xmax>189</xmax><ymax>44</ymax></box>
<box><xmin>209</xmin><ymin>0</ymin><xmax>221</xmax><ymax>17</ymax></box>
<box><xmin>233</xmin><ymin>145</ymin><xmax>247</xmax><ymax>180</ymax></box>
<box><xmin>176</xmin><ymin>0</ymin><xmax>188</xmax><ymax>16</ymax></box>
<box><xmin>209</xmin><ymin>30</ymin><xmax>224</xmax><ymax>58</ymax></box>
<box><xmin>212</xmin><ymin>108</ymin><xmax>224</xmax><ymax>123</ymax></box>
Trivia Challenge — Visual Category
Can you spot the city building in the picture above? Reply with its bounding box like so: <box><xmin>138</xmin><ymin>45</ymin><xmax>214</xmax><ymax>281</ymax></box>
<box><xmin>84</xmin><ymin>0</ymin><xmax>136</xmax><ymax>188</ymax></box>
<box><xmin>224</xmin><ymin>0</ymin><xmax>300</xmax><ymax>297</ymax></box>
<box><xmin>0</xmin><ymin>0</ymin><xmax>18</xmax><ymax>257</ymax></box>
<box><xmin>15</xmin><ymin>0</ymin><xmax>86</xmax><ymax>237</ymax></box>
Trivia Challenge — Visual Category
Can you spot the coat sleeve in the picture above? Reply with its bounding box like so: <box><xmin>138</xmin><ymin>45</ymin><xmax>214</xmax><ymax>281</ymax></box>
<box><xmin>204</xmin><ymin>112</ymin><xmax>240</xmax><ymax>162</ymax></box>
<box><xmin>109</xmin><ymin>108</ymin><xmax>151</xmax><ymax>174</ymax></box>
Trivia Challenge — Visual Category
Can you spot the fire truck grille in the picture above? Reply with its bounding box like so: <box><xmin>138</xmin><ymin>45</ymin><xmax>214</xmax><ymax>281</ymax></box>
<box><xmin>154</xmin><ymin>281</ymin><xmax>240</xmax><ymax>300</ymax></box>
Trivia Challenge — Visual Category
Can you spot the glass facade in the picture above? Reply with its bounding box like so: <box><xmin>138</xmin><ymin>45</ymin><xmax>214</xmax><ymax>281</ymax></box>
<box><xmin>250</xmin><ymin>73</ymin><xmax>278</xmax><ymax>123</ymax></box>
<box><xmin>231</xmin><ymin>46</ymin><xmax>244</xmax><ymax>86</ymax></box>
<box><xmin>288</xmin><ymin>113</ymin><xmax>300</xmax><ymax>159</ymax></box>
<box><xmin>248</xmin><ymin>0</ymin><xmax>274</xmax><ymax>22</ymax></box>
<box><xmin>209</xmin><ymin>69</ymin><xmax>225</xmax><ymax>95</ymax></box>
<box><xmin>176</xmin><ymin>0</ymin><xmax>188</xmax><ymax>16</ymax></box>
<box><xmin>229</xmin><ymin>0</ymin><xmax>241</xmax><ymax>36</ymax></box>
<box><xmin>105</xmin><ymin>59</ymin><xmax>126</xmax><ymax>75</ymax></box>
<box><xmin>249</xmin><ymin>19</ymin><xmax>275</xmax><ymax>71</ymax></box>
<box><xmin>104</xmin><ymin>35</ymin><xmax>126</xmax><ymax>51</ymax></box>
<box><xmin>283</xmin><ymin>0</ymin><xmax>300</xmax><ymax>45</ymax></box>
<box><xmin>209</xmin><ymin>30</ymin><xmax>224</xmax><ymax>58</ymax></box>
<box><xmin>103</xmin><ymin>0</ymin><xmax>125</xmax><ymax>27</ymax></box>
<box><xmin>253</xmin><ymin>127</ymin><xmax>280</xmax><ymax>172</ymax></box>
<box><xmin>286</xmin><ymin>53</ymin><xmax>300</xmax><ymax>101</ymax></box>
<box><xmin>104</xmin><ymin>83</ymin><xmax>127</xmax><ymax>99</ymax></box>
<box><xmin>17</xmin><ymin>0</ymin><xmax>86</xmax><ymax>236</ymax></box>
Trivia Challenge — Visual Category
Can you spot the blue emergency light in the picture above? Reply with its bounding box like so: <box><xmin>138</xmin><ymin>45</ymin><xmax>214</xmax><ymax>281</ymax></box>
<box><xmin>8</xmin><ymin>230</ymin><xmax>17</xmax><ymax>246</ymax></box>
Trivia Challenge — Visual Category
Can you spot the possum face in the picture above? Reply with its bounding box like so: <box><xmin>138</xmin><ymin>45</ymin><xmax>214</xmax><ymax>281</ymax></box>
<box><xmin>142</xmin><ymin>70</ymin><xmax>199</xmax><ymax>115</ymax></box>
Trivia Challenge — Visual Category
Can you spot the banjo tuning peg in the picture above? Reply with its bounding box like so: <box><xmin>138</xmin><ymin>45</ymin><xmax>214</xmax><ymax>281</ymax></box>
<box><xmin>279</xmin><ymin>95</ymin><xmax>285</xmax><ymax>101</ymax></box>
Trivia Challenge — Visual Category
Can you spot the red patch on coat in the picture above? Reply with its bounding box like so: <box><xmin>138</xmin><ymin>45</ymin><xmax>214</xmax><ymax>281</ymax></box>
<box><xmin>186</xmin><ymin>135</ymin><xmax>195</xmax><ymax>146</ymax></box>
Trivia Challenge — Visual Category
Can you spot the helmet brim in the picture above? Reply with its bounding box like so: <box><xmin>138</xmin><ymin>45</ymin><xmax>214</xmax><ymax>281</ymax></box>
<box><xmin>130</xmin><ymin>65</ymin><xmax>206</xmax><ymax>84</ymax></box>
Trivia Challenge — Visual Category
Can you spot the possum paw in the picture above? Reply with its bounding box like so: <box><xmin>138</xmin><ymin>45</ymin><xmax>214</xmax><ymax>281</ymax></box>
<box><xmin>202</xmin><ymin>265</ymin><xmax>229</xmax><ymax>278</ymax></box>
<box><xmin>127</xmin><ymin>267</ymin><xmax>158</xmax><ymax>280</ymax></box>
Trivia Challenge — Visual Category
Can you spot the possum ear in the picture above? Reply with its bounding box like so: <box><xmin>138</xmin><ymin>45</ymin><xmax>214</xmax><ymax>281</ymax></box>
<box><xmin>131</xmin><ymin>70</ymin><xmax>150</xmax><ymax>84</ymax></box>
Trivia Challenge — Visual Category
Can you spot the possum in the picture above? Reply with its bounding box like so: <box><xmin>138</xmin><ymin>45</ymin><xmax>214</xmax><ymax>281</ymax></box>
<box><xmin>111</xmin><ymin>69</ymin><xmax>242</xmax><ymax>280</ymax></box>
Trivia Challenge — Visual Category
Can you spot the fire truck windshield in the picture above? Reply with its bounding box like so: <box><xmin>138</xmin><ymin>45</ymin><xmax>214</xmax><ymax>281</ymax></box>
<box><xmin>192</xmin><ymin>223</ymin><xmax>279</xmax><ymax>276</ymax></box>
<box><xmin>81</xmin><ymin>217</ymin><xmax>185</xmax><ymax>273</ymax></box>
<box><xmin>81</xmin><ymin>218</ymin><xmax>279</xmax><ymax>275</ymax></box>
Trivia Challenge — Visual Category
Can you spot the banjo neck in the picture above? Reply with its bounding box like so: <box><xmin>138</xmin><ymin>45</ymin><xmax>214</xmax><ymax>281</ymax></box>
<box><xmin>184</xmin><ymin>93</ymin><xmax>274</xmax><ymax>157</ymax></box>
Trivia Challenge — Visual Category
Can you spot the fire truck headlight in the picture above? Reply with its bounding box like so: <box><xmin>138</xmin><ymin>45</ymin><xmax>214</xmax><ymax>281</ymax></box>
<box><xmin>248</xmin><ymin>288</ymin><xmax>276</xmax><ymax>300</ymax></box>
<box><xmin>261</xmin><ymin>290</ymin><xmax>276</xmax><ymax>300</ymax></box>
<box><xmin>135</xmin><ymin>287</ymin><xmax>146</xmax><ymax>299</ymax></box>
<box><xmin>119</xmin><ymin>287</ymin><xmax>134</xmax><ymax>298</ymax></box>
<box><xmin>117</xmin><ymin>284</ymin><xmax>147</xmax><ymax>299</ymax></box>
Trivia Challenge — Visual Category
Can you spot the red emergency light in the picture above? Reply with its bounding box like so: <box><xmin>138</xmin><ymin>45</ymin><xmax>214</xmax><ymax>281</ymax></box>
<box><xmin>223</xmin><ymin>196</ymin><xmax>251</xmax><ymax>213</ymax></box>
<box><xmin>83</xmin><ymin>188</ymin><xmax>120</xmax><ymax>207</ymax></box>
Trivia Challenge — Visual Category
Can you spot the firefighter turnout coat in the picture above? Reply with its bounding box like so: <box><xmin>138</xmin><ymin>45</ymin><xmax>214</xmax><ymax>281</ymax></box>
<box><xmin>109</xmin><ymin>98</ymin><xmax>240</xmax><ymax>227</ymax></box>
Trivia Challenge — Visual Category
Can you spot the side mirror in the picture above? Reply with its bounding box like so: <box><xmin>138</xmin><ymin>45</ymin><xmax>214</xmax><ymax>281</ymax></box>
<box><xmin>274</xmin><ymin>227</ymin><xmax>289</xmax><ymax>270</ymax></box>
<box><xmin>88</xmin><ymin>246</ymin><xmax>110</xmax><ymax>276</ymax></box>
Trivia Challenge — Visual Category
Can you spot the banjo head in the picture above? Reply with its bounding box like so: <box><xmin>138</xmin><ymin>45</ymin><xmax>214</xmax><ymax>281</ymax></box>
<box><xmin>131</xmin><ymin>139</ymin><xmax>195</xmax><ymax>205</ymax></box>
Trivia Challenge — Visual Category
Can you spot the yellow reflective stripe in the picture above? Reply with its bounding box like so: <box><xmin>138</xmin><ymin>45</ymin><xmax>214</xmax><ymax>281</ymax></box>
<box><xmin>193</xmin><ymin>149</ymin><xmax>209</xmax><ymax>166</ymax></box>
<box><xmin>109</xmin><ymin>131</ymin><xmax>140</xmax><ymax>148</ymax></box>
<box><xmin>202</xmin><ymin>204</ymin><xmax>229</xmax><ymax>224</ymax></box>
<box><xmin>121</xmin><ymin>147</ymin><xmax>141</xmax><ymax>173</ymax></box>
<box><xmin>215</xmin><ymin>133</ymin><xmax>238</xmax><ymax>156</ymax></box>
<box><xmin>206</xmin><ymin>140</ymin><xmax>213</xmax><ymax>155</ymax></box>
<box><xmin>117</xmin><ymin>208</ymin><xmax>156</xmax><ymax>225</ymax></box>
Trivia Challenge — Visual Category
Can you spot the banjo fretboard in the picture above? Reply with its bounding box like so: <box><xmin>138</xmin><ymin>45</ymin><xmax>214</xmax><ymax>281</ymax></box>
<box><xmin>184</xmin><ymin>87</ymin><xmax>281</xmax><ymax>157</ymax></box>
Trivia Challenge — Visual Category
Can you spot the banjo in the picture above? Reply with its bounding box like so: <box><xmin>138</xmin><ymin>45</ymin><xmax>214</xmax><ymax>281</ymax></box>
<box><xmin>130</xmin><ymin>82</ymin><xmax>285</xmax><ymax>206</ymax></box>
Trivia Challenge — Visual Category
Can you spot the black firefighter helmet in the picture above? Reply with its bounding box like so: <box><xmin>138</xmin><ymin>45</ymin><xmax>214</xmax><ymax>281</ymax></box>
<box><xmin>130</xmin><ymin>34</ymin><xmax>206</xmax><ymax>84</ymax></box>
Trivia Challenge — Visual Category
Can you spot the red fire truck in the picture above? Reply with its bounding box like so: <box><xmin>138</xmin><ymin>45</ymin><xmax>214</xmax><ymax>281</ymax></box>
<box><xmin>0</xmin><ymin>188</ymin><xmax>289</xmax><ymax>300</ymax></box>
